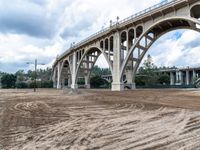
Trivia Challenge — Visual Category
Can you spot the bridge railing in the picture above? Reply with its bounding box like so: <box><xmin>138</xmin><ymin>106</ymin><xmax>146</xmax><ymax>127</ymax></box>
<box><xmin>57</xmin><ymin>0</ymin><xmax>183</xmax><ymax>61</ymax></box>
<box><xmin>117</xmin><ymin>0</ymin><xmax>175</xmax><ymax>24</ymax></box>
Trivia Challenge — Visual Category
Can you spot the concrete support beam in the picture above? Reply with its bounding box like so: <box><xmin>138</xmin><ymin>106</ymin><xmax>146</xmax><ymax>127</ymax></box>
<box><xmin>68</xmin><ymin>76</ymin><xmax>71</xmax><ymax>87</ymax></box>
<box><xmin>108</xmin><ymin>38</ymin><xmax>111</xmax><ymax>61</ymax></box>
<box><xmin>180</xmin><ymin>71</ymin><xmax>184</xmax><ymax>85</ymax></box>
<box><xmin>175</xmin><ymin>71</ymin><xmax>180</xmax><ymax>85</ymax></box>
<box><xmin>112</xmin><ymin>31</ymin><xmax>124</xmax><ymax>91</ymax></box>
<box><xmin>85</xmin><ymin>75</ymin><xmax>90</xmax><ymax>89</ymax></box>
<box><xmin>71</xmin><ymin>52</ymin><xmax>78</xmax><ymax>89</ymax></box>
<box><xmin>61</xmin><ymin>78</ymin><xmax>65</xmax><ymax>88</ymax></box>
<box><xmin>126</xmin><ymin>60</ymin><xmax>135</xmax><ymax>89</ymax></box>
<box><xmin>52</xmin><ymin>68</ymin><xmax>57</xmax><ymax>88</ymax></box>
<box><xmin>193</xmin><ymin>70</ymin><xmax>196</xmax><ymax>83</ymax></box>
<box><xmin>56</xmin><ymin>62</ymin><xmax>62</xmax><ymax>89</ymax></box>
<box><xmin>186</xmin><ymin>70</ymin><xmax>190</xmax><ymax>85</ymax></box>
<box><xmin>126</xmin><ymin>31</ymin><xmax>129</xmax><ymax>51</ymax></box>
<box><xmin>170</xmin><ymin>72</ymin><xmax>175</xmax><ymax>85</ymax></box>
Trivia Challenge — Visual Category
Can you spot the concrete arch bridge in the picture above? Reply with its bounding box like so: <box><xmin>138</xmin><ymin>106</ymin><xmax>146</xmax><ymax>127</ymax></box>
<box><xmin>52</xmin><ymin>0</ymin><xmax>200</xmax><ymax>91</ymax></box>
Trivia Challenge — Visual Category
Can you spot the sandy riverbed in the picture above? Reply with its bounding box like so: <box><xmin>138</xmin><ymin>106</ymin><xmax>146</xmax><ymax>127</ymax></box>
<box><xmin>0</xmin><ymin>89</ymin><xmax>200</xmax><ymax>150</ymax></box>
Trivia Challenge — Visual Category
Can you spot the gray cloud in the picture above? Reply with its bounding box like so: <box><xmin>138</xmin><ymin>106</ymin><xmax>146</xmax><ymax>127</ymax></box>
<box><xmin>184</xmin><ymin>39</ymin><xmax>200</xmax><ymax>50</ymax></box>
<box><xmin>0</xmin><ymin>0</ymin><xmax>58</xmax><ymax>38</ymax></box>
<box><xmin>61</xmin><ymin>18</ymin><xmax>93</xmax><ymax>38</ymax></box>
<box><xmin>28</xmin><ymin>0</ymin><xmax>48</xmax><ymax>6</ymax></box>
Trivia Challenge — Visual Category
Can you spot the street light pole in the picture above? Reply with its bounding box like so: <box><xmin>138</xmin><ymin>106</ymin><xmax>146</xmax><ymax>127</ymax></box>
<box><xmin>27</xmin><ymin>59</ymin><xmax>45</xmax><ymax>92</ymax></box>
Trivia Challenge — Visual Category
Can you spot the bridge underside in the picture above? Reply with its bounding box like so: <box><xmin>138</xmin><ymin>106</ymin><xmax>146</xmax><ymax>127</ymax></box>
<box><xmin>52</xmin><ymin>0</ymin><xmax>200</xmax><ymax>91</ymax></box>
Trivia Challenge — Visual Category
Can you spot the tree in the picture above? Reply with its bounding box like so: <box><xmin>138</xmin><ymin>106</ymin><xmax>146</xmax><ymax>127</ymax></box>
<box><xmin>158</xmin><ymin>74</ymin><xmax>170</xmax><ymax>85</ymax></box>
<box><xmin>15</xmin><ymin>70</ymin><xmax>26</xmax><ymax>82</ymax></box>
<box><xmin>143</xmin><ymin>54</ymin><xmax>157</xmax><ymax>70</ymax></box>
<box><xmin>1</xmin><ymin>73</ymin><xmax>17</xmax><ymax>88</ymax></box>
<box><xmin>91</xmin><ymin>66</ymin><xmax>102</xmax><ymax>76</ymax></box>
<box><xmin>90</xmin><ymin>75</ymin><xmax>109</xmax><ymax>88</ymax></box>
<box><xmin>136</xmin><ymin>55</ymin><xmax>159</xmax><ymax>86</ymax></box>
<box><xmin>91</xmin><ymin>66</ymin><xmax>111</xmax><ymax>77</ymax></box>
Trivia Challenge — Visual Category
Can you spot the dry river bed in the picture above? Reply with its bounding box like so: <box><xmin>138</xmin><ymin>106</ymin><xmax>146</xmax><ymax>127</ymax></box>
<box><xmin>0</xmin><ymin>89</ymin><xmax>200</xmax><ymax>150</ymax></box>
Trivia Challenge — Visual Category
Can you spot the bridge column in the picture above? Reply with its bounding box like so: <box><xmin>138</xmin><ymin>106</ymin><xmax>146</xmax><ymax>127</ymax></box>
<box><xmin>125</xmin><ymin>32</ymin><xmax>135</xmax><ymax>89</ymax></box>
<box><xmin>52</xmin><ymin>68</ymin><xmax>57</xmax><ymax>88</ymax></box>
<box><xmin>56</xmin><ymin>62</ymin><xmax>62</xmax><ymax>89</ymax></box>
<box><xmin>170</xmin><ymin>72</ymin><xmax>175</xmax><ymax>85</ymax></box>
<box><xmin>193</xmin><ymin>70</ymin><xmax>196</xmax><ymax>83</ymax></box>
<box><xmin>108</xmin><ymin>38</ymin><xmax>111</xmax><ymax>61</ymax></box>
<box><xmin>68</xmin><ymin>75</ymin><xmax>71</xmax><ymax>88</ymax></box>
<box><xmin>85</xmin><ymin>77</ymin><xmax>90</xmax><ymax>89</ymax></box>
<box><xmin>180</xmin><ymin>71</ymin><xmax>184</xmax><ymax>85</ymax></box>
<box><xmin>61</xmin><ymin>78</ymin><xmax>65</xmax><ymax>88</ymax></box>
<box><xmin>186</xmin><ymin>70</ymin><xmax>190</xmax><ymax>85</ymax></box>
<box><xmin>112</xmin><ymin>31</ymin><xmax>124</xmax><ymax>91</ymax></box>
<box><xmin>71</xmin><ymin>52</ymin><xmax>78</xmax><ymax>89</ymax></box>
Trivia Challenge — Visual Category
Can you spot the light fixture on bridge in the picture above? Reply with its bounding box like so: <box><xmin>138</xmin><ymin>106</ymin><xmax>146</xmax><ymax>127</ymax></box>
<box><xmin>117</xmin><ymin>16</ymin><xmax>119</xmax><ymax>24</ymax></box>
<box><xmin>70</xmin><ymin>42</ymin><xmax>75</xmax><ymax>48</ymax></box>
<box><xmin>110</xmin><ymin>20</ymin><xmax>113</xmax><ymax>27</ymax></box>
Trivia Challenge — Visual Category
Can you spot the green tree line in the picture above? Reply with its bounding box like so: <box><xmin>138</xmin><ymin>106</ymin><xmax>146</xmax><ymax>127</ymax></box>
<box><xmin>0</xmin><ymin>68</ymin><xmax>53</xmax><ymax>89</ymax></box>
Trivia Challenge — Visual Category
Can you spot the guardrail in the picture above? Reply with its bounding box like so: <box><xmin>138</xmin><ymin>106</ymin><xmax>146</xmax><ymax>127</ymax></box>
<box><xmin>57</xmin><ymin>0</ymin><xmax>183</xmax><ymax>61</ymax></box>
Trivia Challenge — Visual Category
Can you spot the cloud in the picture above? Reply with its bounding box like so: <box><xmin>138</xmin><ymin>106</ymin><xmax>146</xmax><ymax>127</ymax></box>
<box><xmin>148</xmin><ymin>30</ymin><xmax>200</xmax><ymax>68</ymax></box>
<box><xmin>0</xmin><ymin>0</ymin><xmax>199</xmax><ymax>73</ymax></box>
<box><xmin>0</xmin><ymin>33</ymin><xmax>63</xmax><ymax>73</ymax></box>
<box><xmin>0</xmin><ymin>0</ymin><xmax>67</xmax><ymax>38</ymax></box>
<box><xmin>28</xmin><ymin>0</ymin><xmax>48</xmax><ymax>6</ymax></box>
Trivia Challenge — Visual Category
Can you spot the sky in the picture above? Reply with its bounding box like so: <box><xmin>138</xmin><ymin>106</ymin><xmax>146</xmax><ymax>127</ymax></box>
<box><xmin>0</xmin><ymin>0</ymin><xmax>199</xmax><ymax>73</ymax></box>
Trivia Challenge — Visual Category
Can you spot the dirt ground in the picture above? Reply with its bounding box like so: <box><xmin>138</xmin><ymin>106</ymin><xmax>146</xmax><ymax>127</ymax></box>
<box><xmin>1</xmin><ymin>88</ymin><xmax>200</xmax><ymax>150</ymax></box>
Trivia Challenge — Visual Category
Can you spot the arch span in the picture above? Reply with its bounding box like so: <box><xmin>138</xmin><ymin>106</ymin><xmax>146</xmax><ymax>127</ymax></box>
<box><xmin>191</xmin><ymin>4</ymin><xmax>200</xmax><ymax>19</ymax></box>
<box><xmin>120</xmin><ymin>16</ymin><xmax>200</xmax><ymax>82</ymax></box>
<box><xmin>60</xmin><ymin>60</ymin><xmax>72</xmax><ymax>88</ymax></box>
<box><xmin>75</xmin><ymin>46</ymin><xmax>113</xmax><ymax>87</ymax></box>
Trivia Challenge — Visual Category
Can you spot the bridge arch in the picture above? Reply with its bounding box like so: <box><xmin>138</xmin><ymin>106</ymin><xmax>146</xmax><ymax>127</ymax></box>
<box><xmin>100</xmin><ymin>40</ymin><xmax>104</xmax><ymax>49</ymax></box>
<box><xmin>75</xmin><ymin>46</ymin><xmax>113</xmax><ymax>87</ymax></box>
<box><xmin>60</xmin><ymin>59</ymin><xmax>72</xmax><ymax>88</ymax></box>
<box><xmin>190</xmin><ymin>3</ymin><xmax>200</xmax><ymax>19</ymax></box>
<box><xmin>136</xmin><ymin>25</ymin><xmax>143</xmax><ymax>38</ymax></box>
<box><xmin>120</xmin><ymin>16</ymin><xmax>200</xmax><ymax>82</ymax></box>
<box><xmin>128</xmin><ymin>28</ymin><xmax>135</xmax><ymax>49</ymax></box>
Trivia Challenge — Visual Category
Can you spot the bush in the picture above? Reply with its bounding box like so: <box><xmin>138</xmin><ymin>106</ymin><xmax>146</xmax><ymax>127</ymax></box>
<box><xmin>41</xmin><ymin>80</ymin><xmax>53</xmax><ymax>88</ymax></box>
<box><xmin>90</xmin><ymin>75</ymin><xmax>109</xmax><ymax>88</ymax></box>
<box><xmin>158</xmin><ymin>74</ymin><xmax>170</xmax><ymax>85</ymax></box>
<box><xmin>27</xmin><ymin>80</ymin><xmax>53</xmax><ymax>89</ymax></box>
<box><xmin>1</xmin><ymin>73</ymin><xmax>17</xmax><ymax>88</ymax></box>
<box><xmin>15</xmin><ymin>82</ymin><xmax>28</xmax><ymax>89</ymax></box>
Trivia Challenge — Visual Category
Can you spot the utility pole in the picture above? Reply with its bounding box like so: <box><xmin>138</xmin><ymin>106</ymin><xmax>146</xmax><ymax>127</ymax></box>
<box><xmin>27</xmin><ymin>59</ymin><xmax>45</xmax><ymax>92</ymax></box>
<box><xmin>34</xmin><ymin>59</ymin><xmax>37</xmax><ymax>92</ymax></box>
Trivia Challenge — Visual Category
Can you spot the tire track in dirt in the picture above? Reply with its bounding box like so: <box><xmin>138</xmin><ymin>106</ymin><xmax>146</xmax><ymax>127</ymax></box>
<box><xmin>8</xmin><ymin>103</ymin><xmax>200</xmax><ymax>150</ymax></box>
<box><xmin>1</xmin><ymin>89</ymin><xmax>200</xmax><ymax>150</ymax></box>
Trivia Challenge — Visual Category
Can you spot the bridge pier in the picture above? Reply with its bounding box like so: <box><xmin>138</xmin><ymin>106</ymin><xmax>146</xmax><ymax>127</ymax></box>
<box><xmin>56</xmin><ymin>62</ymin><xmax>62</xmax><ymax>89</ymax></box>
<box><xmin>111</xmin><ymin>31</ymin><xmax>124</xmax><ymax>91</ymax></box>
<box><xmin>85</xmin><ymin>75</ymin><xmax>91</xmax><ymax>89</ymax></box>
<box><xmin>112</xmin><ymin>83</ymin><xmax>124</xmax><ymax>91</ymax></box>
<box><xmin>71</xmin><ymin>52</ymin><xmax>78</xmax><ymax>90</ymax></box>
<box><xmin>71</xmin><ymin>84</ymin><xmax>78</xmax><ymax>89</ymax></box>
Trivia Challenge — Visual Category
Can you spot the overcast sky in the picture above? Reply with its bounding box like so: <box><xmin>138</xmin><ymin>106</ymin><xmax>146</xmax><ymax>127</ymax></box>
<box><xmin>0</xmin><ymin>0</ymin><xmax>199</xmax><ymax>73</ymax></box>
